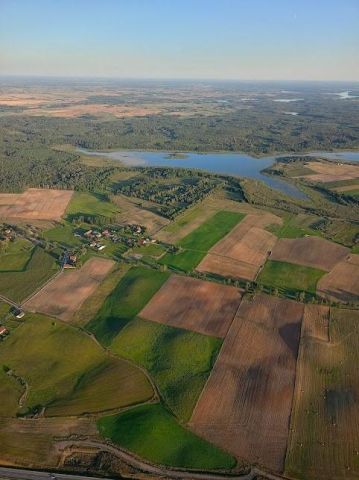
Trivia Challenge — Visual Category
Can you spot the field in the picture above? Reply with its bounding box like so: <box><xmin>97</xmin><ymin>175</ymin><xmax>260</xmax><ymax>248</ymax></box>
<box><xmin>197</xmin><ymin>213</ymin><xmax>281</xmax><ymax>281</ymax></box>
<box><xmin>285</xmin><ymin>307</ymin><xmax>359</xmax><ymax>480</ymax></box>
<box><xmin>98</xmin><ymin>403</ymin><xmax>235</xmax><ymax>470</ymax></box>
<box><xmin>160</xmin><ymin>210</ymin><xmax>244</xmax><ymax>271</ymax></box>
<box><xmin>24</xmin><ymin>257</ymin><xmax>115</xmax><ymax>322</ymax></box>
<box><xmin>258</xmin><ymin>260</ymin><xmax>326</xmax><ymax>294</ymax></box>
<box><xmin>140</xmin><ymin>275</ymin><xmax>242</xmax><ymax>338</ymax></box>
<box><xmin>270</xmin><ymin>237</ymin><xmax>349</xmax><ymax>271</ymax></box>
<box><xmin>0</xmin><ymin>247</ymin><xmax>58</xmax><ymax>302</ymax></box>
<box><xmin>317</xmin><ymin>254</ymin><xmax>359</xmax><ymax>303</ymax></box>
<box><xmin>43</xmin><ymin>222</ymin><xmax>81</xmax><ymax>248</ymax></box>
<box><xmin>87</xmin><ymin>267</ymin><xmax>170</xmax><ymax>345</ymax></box>
<box><xmin>297</xmin><ymin>160</ymin><xmax>359</xmax><ymax>183</ymax></box>
<box><xmin>0</xmin><ymin>188</ymin><xmax>73</xmax><ymax>221</ymax></box>
<box><xmin>66</xmin><ymin>191</ymin><xmax>119</xmax><ymax>221</ymax></box>
<box><xmin>190</xmin><ymin>294</ymin><xmax>304</xmax><ymax>473</ymax></box>
<box><xmin>0</xmin><ymin>238</ymin><xmax>33</xmax><ymax>271</ymax></box>
<box><xmin>111</xmin><ymin>317</ymin><xmax>222</xmax><ymax>421</ymax></box>
<box><xmin>266</xmin><ymin>213</ymin><xmax>321</xmax><ymax>239</ymax></box>
<box><xmin>0</xmin><ymin>314</ymin><xmax>153</xmax><ymax>416</ymax></box>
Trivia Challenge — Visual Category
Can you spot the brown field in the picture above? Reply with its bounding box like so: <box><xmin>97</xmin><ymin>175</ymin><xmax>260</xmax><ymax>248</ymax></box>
<box><xmin>0</xmin><ymin>188</ymin><xmax>74</xmax><ymax>221</ymax></box>
<box><xmin>197</xmin><ymin>213</ymin><xmax>281</xmax><ymax>280</ymax></box>
<box><xmin>317</xmin><ymin>254</ymin><xmax>359</xmax><ymax>303</ymax></box>
<box><xmin>24</xmin><ymin>257</ymin><xmax>114</xmax><ymax>321</ymax></box>
<box><xmin>286</xmin><ymin>307</ymin><xmax>359</xmax><ymax>480</ymax></box>
<box><xmin>140</xmin><ymin>274</ymin><xmax>243</xmax><ymax>338</ymax></box>
<box><xmin>111</xmin><ymin>194</ymin><xmax>169</xmax><ymax>235</ymax></box>
<box><xmin>0</xmin><ymin>416</ymin><xmax>97</xmax><ymax>467</ymax></box>
<box><xmin>270</xmin><ymin>236</ymin><xmax>349</xmax><ymax>271</ymax></box>
<box><xmin>29</xmin><ymin>103</ymin><xmax>163</xmax><ymax>118</ymax></box>
<box><xmin>297</xmin><ymin>161</ymin><xmax>359</xmax><ymax>183</ymax></box>
<box><xmin>334</xmin><ymin>183</ymin><xmax>359</xmax><ymax>193</ymax></box>
<box><xmin>189</xmin><ymin>294</ymin><xmax>304</xmax><ymax>472</ymax></box>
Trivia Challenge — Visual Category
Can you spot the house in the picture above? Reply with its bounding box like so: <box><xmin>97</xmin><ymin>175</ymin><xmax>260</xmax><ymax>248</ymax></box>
<box><xmin>15</xmin><ymin>309</ymin><xmax>25</xmax><ymax>319</ymax></box>
<box><xmin>97</xmin><ymin>245</ymin><xmax>106</xmax><ymax>251</ymax></box>
<box><xmin>0</xmin><ymin>326</ymin><xmax>9</xmax><ymax>336</ymax></box>
<box><xmin>64</xmin><ymin>254</ymin><xmax>77</xmax><ymax>268</ymax></box>
<box><xmin>84</xmin><ymin>230</ymin><xmax>93</xmax><ymax>237</ymax></box>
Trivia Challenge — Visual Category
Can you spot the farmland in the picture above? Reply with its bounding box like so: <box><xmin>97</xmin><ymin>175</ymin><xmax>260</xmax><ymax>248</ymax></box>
<box><xmin>286</xmin><ymin>307</ymin><xmax>359</xmax><ymax>480</ymax></box>
<box><xmin>317</xmin><ymin>254</ymin><xmax>359</xmax><ymax>303</ymax></box>
<box><xmin>0</xmin><ymin>238</ymin><xmax>33</xmax><ymax>271</ymax></box>
<box><xmin>66</xmin><ymin>191</ymin><xmax>119</xmax><ymax>222</ymax></box>
<box><xmin>296</xmin><ymin>160</ymin><xmax>359</xmax><ymax>183</ymax></box>
<box><xmin>140</xmin><ymin>275</ymin><xmax>242</xmax><ymax>338</ymax></box>
<box><xmin>190</xmin><ymin>294</ymin><xmax>303</xmax><ymax>472</ymax></box>
<box><xmin>98</xmin><ymin>403</ymin><xmax>235</xmax><ymax>469</ymax></box>
<box><xmin>0</xmin><ymin>188</ymin><xmax>73</xmax><ymax>221</ymax></box>
<box><xmin>24</xmin><ymin>257</ymin><xmax>114</xmax><ymax>321</ymax></box>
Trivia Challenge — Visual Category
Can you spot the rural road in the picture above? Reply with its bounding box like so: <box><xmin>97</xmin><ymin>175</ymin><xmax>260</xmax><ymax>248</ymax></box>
<box><xmin>0</xmin><ymin>467</ymin><xmax>107</xmax><ymax>480</ymax></box>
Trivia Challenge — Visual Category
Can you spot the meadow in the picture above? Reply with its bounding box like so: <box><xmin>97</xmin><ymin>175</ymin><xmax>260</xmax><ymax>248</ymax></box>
<box><xmin>97</xmin><ymin>403</ymin><xmax>236</xmax><ymax>470</ymax></box>
<box><xmin>111</xmin><ymin>317</ymin><xmax>222</xmax><ymax>421</ymax></box>
<box><xmin>87</xmin><ymin>267</ymin><xmax>170</xmax><ymax>345</ymax></box>
<box><xmin>0</xmin><ymin>238</ymin><xmax>33</xmax><ymax>271</ymax></box>
<box><xmin>66</xmin><ymin>191</ymin><xmax>119</xmax><ymax>222</ymax></box>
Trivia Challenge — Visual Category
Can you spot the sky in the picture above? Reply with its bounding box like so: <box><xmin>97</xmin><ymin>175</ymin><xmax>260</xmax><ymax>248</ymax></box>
<box><xmin>0</xmin><ymin>0</ymin><xmax>358</xmax><ymax>81</ymax></box>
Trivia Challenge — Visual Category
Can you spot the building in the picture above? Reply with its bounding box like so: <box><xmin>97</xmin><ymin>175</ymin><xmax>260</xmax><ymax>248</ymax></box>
<box><xmin>0</xmin><ymin>326</ymin><xmax>9</xmax><ymax>336</ymax></box>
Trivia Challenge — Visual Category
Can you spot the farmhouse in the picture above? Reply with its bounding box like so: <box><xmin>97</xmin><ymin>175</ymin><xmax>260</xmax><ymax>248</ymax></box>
<box><xmin>0</xmin><ymin>325</ymin><xmax>9</xmax><ymax>336</ymax></box>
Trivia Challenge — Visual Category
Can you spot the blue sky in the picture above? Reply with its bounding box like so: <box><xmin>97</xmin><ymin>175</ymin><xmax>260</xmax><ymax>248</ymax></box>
<box><xmin>0</xmin><ymin>0</ymin><xmax>358</xmax><ymax>80</ymax></box>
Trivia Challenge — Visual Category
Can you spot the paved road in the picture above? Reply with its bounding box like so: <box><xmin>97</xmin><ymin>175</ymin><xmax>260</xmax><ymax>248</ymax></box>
<box><xmin>0</xmin><ymin>467</ymin><xmax>110</xmax><ymax>480</ymax></box>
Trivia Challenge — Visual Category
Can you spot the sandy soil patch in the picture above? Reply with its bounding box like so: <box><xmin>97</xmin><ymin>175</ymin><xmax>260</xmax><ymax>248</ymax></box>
<box><xmin>317</xmin><ymin>254</ymin><xmax>359</xmax><ymax>303</ymax></box>
<box><xmin>298</xmin><ymin>161</ymin><xmax>359</xmax><ymax>183</ymax></box>
<box><xmin>197</xmin><ymin>213</ymin><xmax>280</xmax><ymax>280</ymax></box>
<box><xmin>0</xmin><ymin>188</ymin><xmax>74</xmax><ymax>221</ymax></box>
<box><xmin>189</xmin><ymin>293</ymin><xmax>303</xmax><ymax>473</ymax></box>
<box><xmin>140</xmin><ymin>274</ymin><xmax>243</xmax><ymax>338</ymax></box>
<box><xmin>24</xmin><ymin>258</ymin><xmax>114</xmax><ymax>321</ymax></box>
<box><xmin>271</xmin><ymin>237</ymin><xmax>349</xmax><ymax>271</ymax></box>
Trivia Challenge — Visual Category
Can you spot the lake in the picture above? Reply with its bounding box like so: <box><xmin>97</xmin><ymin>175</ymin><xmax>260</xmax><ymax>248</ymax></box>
<box><xmin>78</xmin><ymin>148</ymin><xmax>359</xmax><ymax>200</ymax></box>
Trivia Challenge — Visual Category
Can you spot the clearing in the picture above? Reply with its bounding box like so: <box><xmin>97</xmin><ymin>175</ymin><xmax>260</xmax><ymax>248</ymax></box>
<box><xmin>190</xmin><ymin>293</ymin><xmax>303</xmax><ymax>473</ymax></box>
<box><xmin>24</xmin><ymin>257</ymin><xmax>115</xmax><ymax>322</ymax></box>
<box><xmin>270</xmin><ymin>236</ymin><xmax>349</xmax><ymax>271</ymax></box>
<box><xmin>286</xmin><ymin>306</ymin><xmax>359</xmax><ymax>480</ymax></box>
<box><xmin>197</xmin><ymin>213</ymin><xmax>281</xmax><ymax>281</ymax></box>
<box><xmin>98</xmin><ymin>403</ymin><xmax>235</xmax><ymax>470</ymax></box>
<box><xmin>317</xmin><ymin>254</ymin><xmax>359</xmax><ymax>303</ymax></box>
<box><xmin>0</xmin><ymin>188</ymin><xmax>73</xmax><ymax>221</ymax></box>
<box><xmin>140</xmin><ymin>275</ymin><xmax>242</xmax><ymax>338</ymax></box>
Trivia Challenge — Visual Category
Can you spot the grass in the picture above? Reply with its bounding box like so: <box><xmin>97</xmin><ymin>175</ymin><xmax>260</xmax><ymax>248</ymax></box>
<box><xmin>111</xmin><ymin>317</ymin><xmax>222</xmax><ymax>421</ymax></box>
<box><xmin>0</xmin><ymin>314</ymin><xmax>153</xmax><ymax>416</ymax></box>
<box><xmin>97</xmin><ymin>403</ymin><xmax>236</xmax><ymax>470</ymax></box>
<box><xmin>161</xmin><ymin>203</ymin><xmax>209</xmax><ymax>235</ymax></box>
<box><xmin>0</xmin><ymin>238</ymin><xmax>33</xmax><ymax>271</ymax></box>
<box><xmin>285</xmin><ymin>308</ymin><xmax>359</xmax><ymax>480</ymax></box>
<box><xmin>43</xmin><ymin>222</ymin><xmax>81</xmax><ymax>248</ymax></box>
<box><xmin>87</xmin><ymin>267</ymin><xmax>170</xmax><ymax>346</ymax></box>
<box><xmin>129</xmin><ymin>243</ymin><xmax>165</xmax><ymax>258</ymax></box>
<box><xmin>258</xmin><ymin>260</ymin><xmax>325</xmax><ymax>294</ymax></box>
<box><xmin>267</xmin><ymin>214</ymin><xmax>321</xmax><ymax>239</ymax></box>
<box><xmin>160</xmin><ymin>210</ymin><xmax>244</xmax><ymax>271</ymax></box>
<box><xmin>0</xmin><ymin>367</ymin><xmax>23</xmax><ymax>416</ymax></box>
<box><xmin>0</xmin><ymin>247</ymin><xmax>59</xmax><ymax>302</ymax></box>
<box><xmin>66</xmin><ymin>191</ymin><xmax>119</xmax><ymax>221</ymax></box>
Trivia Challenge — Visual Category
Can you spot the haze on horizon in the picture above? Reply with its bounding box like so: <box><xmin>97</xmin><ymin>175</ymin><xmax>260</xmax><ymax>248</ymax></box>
<box><xmin>0</xmin><ymin>0</ymin><xmax>358</xmax><ymax>82</ymax></box>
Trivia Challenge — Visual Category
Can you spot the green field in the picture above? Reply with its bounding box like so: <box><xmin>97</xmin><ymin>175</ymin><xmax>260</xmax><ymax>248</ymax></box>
<box><xmin>98</xmin><ymin>403</ymin><xmax>236</xmax><ymax>470</ymax></box>
<box><xmin>129</xmin><ymin>243</ymin><xmax>165</xmax><ymax>258</ymax></box>
<box><xmin>0</xmin><ymin>238</ymin><xmax>33</xmax><ymax>271</ymax></box>
<box><xmin>66</xmin><ymin>191</ymin><xmax>119</xmax><ymax>221</ymax></box>
<box><xmin>258</xmin><ymin>260</ymin><xmax>325</xmax><ymax>294</ymax></box>
<box><xmin>0</xmin><ymin>314</ymin><xmax>153</xmax><ymax>416</ymax></box>
<box><xmin>43</xmin><ymin>223</ymin><xmax>81</xmax><ymax>248</ymax></box>
<box><xmin>160</xmin><ymin>203</ymin><xmax>210</xmax><ymax>235</ymax></box>
<box><xmin>0</xmin><ymin>368</ymin><xmax>23</xmax><ymax>417</ymax></box>
<box><xmin>267</xmin><ymin>214</ymin><xmax>321</xmax><ymax>239</ymax></box>
<box><xmin>0</xmin><ymin>247</ymin><xmax>58</xmax><ymax>302</ymax></box>
<box><xmin>111</xmin><ymin>317</ymin><xmax>222</xmax><ymax>421</ymax></box>
<box><xmin>160</xmin><ymin>210</ymin><xmax>244</xmax><ymax>271</ymax></box>
<box><xmin>87</xmin><ymin>267</ymin><xmax>170</xmax><ymax>345</ymax></box>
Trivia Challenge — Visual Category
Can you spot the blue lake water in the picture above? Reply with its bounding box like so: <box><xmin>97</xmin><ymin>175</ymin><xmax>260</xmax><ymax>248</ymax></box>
<box><xmin>78</xmin><ymin>148</ymin><xmax>359</xmax><ymax>201</ymax></box>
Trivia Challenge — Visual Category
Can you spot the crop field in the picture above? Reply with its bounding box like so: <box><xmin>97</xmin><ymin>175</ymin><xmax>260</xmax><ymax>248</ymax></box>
<box><xmin>140</xmin><ymin>275</ymin><xmax>242</xmax><ymax>338</ymax></box>
<box><xmin>190</xmin><ymin>293</ymin><xmax>304</xmax><ymax>473</ymax></box>
<box><xmin>258</xmin><ymin>260</ymin><xmax>325</xmax><ymax>294</ymax></box>
<box><xmin>0</xmin><ymin>188</ymin><xmax>73</xmax><ymax>221</ymax></box>
<box><xmin>266</xmin><ymin>213</ymin><xmax>321</xmax><ymax>239</ymax></box>
<box><xmin>111</xmin><ymin>317</ymin><xmax>222</xmax><ymax>421</ymax></box>
<box><xmin>285</xmin><ymin>307</ymin><xmax>359</xmax><ymax>480</ymax></box>
<box><xmin>111</xmin><ymin>194</ymin><xmax>169</xmax><ymax>234</ymax></box>
<box><xmin>0</xmin><ymin>238</ymin><xmax>33</xmax><ymax>271</ymax></box>
<box><xmin>24</xmin><ymin>257</ymin><xmax>115</xmax><ymax>322</ymax></box>
<box><xmin>98</xmin><ymin>403</ymin><xmax>235</xmax><ymax>469</ymax></box>
<box><xmin>87</xmin><ymin>266</ymin><xmax>170</xmax><ymax>345</ymax></box>
<box><xmin>0</xmin><ymin>314</ymin><xmax>153</xmax><ymax>416</ymax></box>
<box><xmin>297</xmin><ymin>161</ymin><xmax>359</xmax><ymax>183</ymax></box>
<box><xmin>0</xmin><ymin>416</ymin><xmax>97</xmax><ymax>468</ymax></box>
<box><xmin>43</xmin><ymin>222</ymin><xmax>82</xmax><ymax>248</ymax></box>
<box><xmin>0</xmin><ymin>247</ymin><xmax>58</xmax><ymax>302</ymax></box>
<box><xmin>317</xmin><ymin>254</ymin><xmax>359</xmax><ymax>303</ymax></box>
<box><xmin>197</xmin><ymin>213</ymin><xmax>281</xmax><ymax>280</ymax></box>
<box><xmin>160</xmin><ymin>210</ymin><xmax>244</xmax><ymax>271</ymax></box>
<box><xmin>66</xmin><ymin>191</ymin><xmax>119</xmax><ymax>222</ymax></box>
<box><xmin>270</xmin><ymin>237</ymin><xmax>349</xmax><ymax>271</ymax></box>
